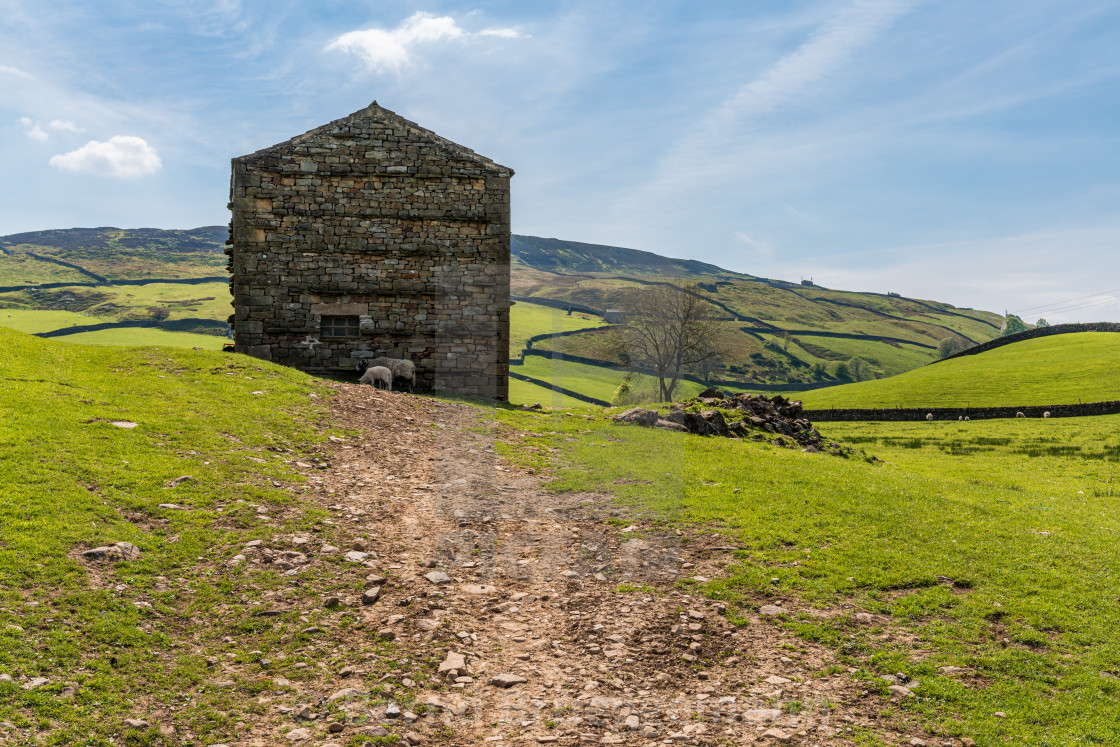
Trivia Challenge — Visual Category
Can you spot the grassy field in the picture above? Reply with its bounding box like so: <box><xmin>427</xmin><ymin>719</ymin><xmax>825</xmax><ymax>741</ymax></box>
<box><xmin>0</xmin><ymin>308</ymin><xmax>92</xmax><ymax>333</ymax></box>
<box><xmin>0</xmin><ymin>253</ymin><xmax>90</xmax><ymax>286</ymax></box>
<box><xmin>515</xmin><ymin>356</ymin><xmax>727</xmax><ymax>404</ymax></box>
<box><xmin>91</xmin><ymin>281</ymin><xmax>232</xmax><ymax>322</ymax></box>
<box><xmin>496</xmin><ymin>406</ymin><xmax>1120</xmax><ymax>745</ymax></box>
<box><xmin>509</xmin><ymin>300</ymin><xmax>604</xmax><ymax>354</ymax></box>
<box><xmin>0</xmin><ymin>328</ymin><xmax>325</xmax><ymax>744</ymax></box>
<box><xmin>509</xmin><ymin>376</ymin><xmax>597</xmax><ymax>409</ymax></box>
<box><xmin>803</xmin><ymin>332</ymin><xmax>1120</xmax><ymax>408</ymax></box>
<box><xmin>56</xmin><ymin>328</ymin><xmax>228</xmax><ymax>350</ymax></box>
<box><xmin>0</xmin><ymin>329</ymin><xmax>460</xmax><ymax>747</ymax></box>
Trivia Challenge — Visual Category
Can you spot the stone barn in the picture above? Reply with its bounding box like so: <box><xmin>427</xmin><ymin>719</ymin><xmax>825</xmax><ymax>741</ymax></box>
<box><xmin>227</xmin><ymin>101</ymin><xmax>512</xmax><ymax>399</ymax></box>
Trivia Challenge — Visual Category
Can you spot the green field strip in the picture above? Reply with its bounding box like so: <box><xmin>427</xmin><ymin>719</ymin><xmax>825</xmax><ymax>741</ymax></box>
<box><xmin>803</xmin><ymin>332</ymin><xmax>1120</xmax><ymax>408</ymax></box>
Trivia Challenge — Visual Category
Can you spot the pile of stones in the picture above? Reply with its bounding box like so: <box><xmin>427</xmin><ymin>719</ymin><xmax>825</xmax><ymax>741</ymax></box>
<box><xmin>611</xmin><ymin>387</ymin><xmax>854</xmax><ymax>456</ymax></box>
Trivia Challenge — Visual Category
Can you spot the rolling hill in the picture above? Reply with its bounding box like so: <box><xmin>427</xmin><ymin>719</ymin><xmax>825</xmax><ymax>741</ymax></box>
<box><xmin>800</xmin><ymin>331</ymin><xmax>1120</xmax><ymax>408</ymax></box>
<box><xmin>0</xmin><ymin>226</ymin><xmax>1006</xmax><ymax>398</ymax></box>
<box><xmin>510</xmin><ymin>234</ymin><xmax>1003</xmax><ymax>391</ymax></box>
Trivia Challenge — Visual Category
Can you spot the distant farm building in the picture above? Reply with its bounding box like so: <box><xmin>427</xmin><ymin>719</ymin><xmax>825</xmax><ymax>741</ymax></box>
<box><xmin>227</xmin><ymin>102</ymin><xmax>513</xmax><ymax>399</ymax></box>
<box><xmin>604</xmin><ymin>309</ymin><xmax>626</xmax><ymax>324</ymax></box>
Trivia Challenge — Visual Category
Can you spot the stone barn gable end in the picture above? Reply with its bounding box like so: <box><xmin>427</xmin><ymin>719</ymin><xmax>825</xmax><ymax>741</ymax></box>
<box><xmin>227</xmin><ymin>101</ymin><xmax>513</xmax><ymax>399</ymax></box>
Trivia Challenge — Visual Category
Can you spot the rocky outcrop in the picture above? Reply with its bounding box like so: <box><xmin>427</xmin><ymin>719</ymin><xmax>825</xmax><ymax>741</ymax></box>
<box><xmin>611</xmin><ymin>390</ymin><xmax>854</xmax><ymax>456</ymax></box>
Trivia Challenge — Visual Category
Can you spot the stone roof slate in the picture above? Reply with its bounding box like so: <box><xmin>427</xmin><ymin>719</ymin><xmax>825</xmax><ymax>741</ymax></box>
<box><xmin>234</xmin><ymin>100</ymin><xmax>513</xmax><ymax>177</ymax></box>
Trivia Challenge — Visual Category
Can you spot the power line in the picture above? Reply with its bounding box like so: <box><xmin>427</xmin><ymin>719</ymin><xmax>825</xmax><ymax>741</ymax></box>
<box><xmin>1012</xmin><ymin>288</ymin><xmax>1120</xmax><ymax>315</ymax></box>
<box><xmin>1017</xmin><ymin>295</ymin><xmax>1120</xmax><ymax>319</ymax></box>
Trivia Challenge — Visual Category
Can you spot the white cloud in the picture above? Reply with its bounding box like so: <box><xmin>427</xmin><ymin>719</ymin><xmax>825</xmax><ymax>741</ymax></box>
<box><xmin>19</xmin><ymin>116</ymin><xmax>48</xmax><ymax>142</ymax></box>
<box><xmin>0</xmin><ymin>64</ymin><xmax>34</xmax><ymax>80</ymax></box>
<box><xmin>49</xmin><ymin>136</ymin><xmax>162</xmax><ymax>178</ymax></box>
<box><xmin>477</xmin><ymin>28</ymin><xmax>526</xmax><ymax>39</ymax></box>
<box><xmin>327</xmin><ymin>12</ymin><xmax>524</xmax><ymax>75</ymax></box>
<box><xmin>49</xmin><ymin>119</ymin><xmax>85</xmax><ymax>133</ymax></box>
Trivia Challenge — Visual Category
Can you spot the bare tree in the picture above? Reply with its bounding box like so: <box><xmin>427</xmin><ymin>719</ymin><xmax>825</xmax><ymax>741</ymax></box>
<box><xmin>619</xmin><ymin>281</ymin><xmax>723</xmax><ymax>401</ymax></box>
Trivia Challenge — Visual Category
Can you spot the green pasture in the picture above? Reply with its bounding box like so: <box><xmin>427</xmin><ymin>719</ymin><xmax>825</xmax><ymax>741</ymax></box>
<box><xmin>92</xmin><ymin>281</ymin><xmax>232</xmax><ymax>322</ymax></box>
<box><xmin>515</xmin><ymin>355</ymin><xmax>629</xmax><ymax>402</ymax></box>
<box><xmin>509</xmin><ymin>375</ymin><xmax>597</xmax><ymax>409</ymax></box>
<box><xmin>0</xmin><ymin>308</ymin><xmax>91</xmax><ymax>333</ymax></box>
<box><xmin>0</xmin><ymin>328</ymin><xmax>348</xmax><ymax>744</ymax></box>
<box><xmin>515</xmin><ymin>355</ymin><xmax>727</xmax><ymax>404</ymax></box>
<box><xmin>497</xmin><ymin>407</ymin><xmax>1120</xmax><ymax>745</ymax></box>
<box><xmin>0</xmin><ymin>253</ymin><xmax>89</xmax><ymax>286</ymax></box>
<box><xmin>803</xmin><ymin>332</ymin><xmax>1120</xmax><ymax>408</ymax></box>
<box><xmin>788</xmin><ymin>334</ymin><xmax>934</xmax><ymax>376</ymax></box>
<box><xmin>55</xmin><ymin>327</ymin><xmax>228</xmax><ymax>349</ymax></box>
<box><xmin>509</xmin><ymin>300</ymin><xmax>603</xmax><ymax>354</ymax></box>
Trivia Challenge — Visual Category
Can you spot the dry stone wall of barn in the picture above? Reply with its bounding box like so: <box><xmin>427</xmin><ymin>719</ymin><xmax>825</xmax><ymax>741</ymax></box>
<box><xmin>228</xmin><ymin>102</ymin><xmax>511</xmax><ymax>399</ymax></box>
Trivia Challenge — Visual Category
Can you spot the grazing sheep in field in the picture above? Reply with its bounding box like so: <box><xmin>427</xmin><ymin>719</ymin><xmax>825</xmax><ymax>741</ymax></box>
<box><xmin>958</xmin><ymin>415</ymin><xmax>964</xmax><ymax>421</ymax></box>
<box><xmin>1016</xmin><ymin>411</ymin><xmax>1026</xmax><ymax>418</ymax></box>
<box><xmin>359</xmin><ymin>356</ymin><xmax>416</xmax><ymax>393</ymax></box>
<box><xmin>926</xmin><ymin>413</ymin><xmax>934</xmax><ymax>422</ymax></box>
<box><xmin>1044</xmin><ymin>411</ymin><xmax>1051</xmax><ymax>418</ymax></box>
<box><xmin>964</xmin><ymin>416</ymin><xmax>970</xmax><ymax>421</ymax></box>
<box><xmin>359</xmin><ymin>365</ymin><xmax>393</xmax><ymax>390</ymax></box>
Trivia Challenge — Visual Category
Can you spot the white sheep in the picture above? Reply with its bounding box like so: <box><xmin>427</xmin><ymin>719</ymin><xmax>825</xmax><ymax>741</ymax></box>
<box><xmin>359</xmin><ymin>365</ymin><xmax>393</xmax><ymax>390</ymax></box>
<box><xmin>958</xmin><ymin>416</ymin><xmax>964</xmax><ymax>421</ymax></box>
<box><xmin>1016</xmin><ymin>412</ymin><xmax>1026</xmax><ymax>418</ymax></box>
<box><xmin>1043</xmin><ymin>411</ymin><xmax>1051</xmax><ymax>418</ymax></box>
<box><xmin>964</xmin><ymin>416</ymin><xmax>970</xmax><ymax>421</ymax></box>
<box><xmin>364</xmin><ymin>356</ymin><xmax>416</xmax><ymax>393</ymax></box>
<box><xmin>925</xmin><ymin>413</ymin><xmax>933</xmax><ymax>422</ymax></box>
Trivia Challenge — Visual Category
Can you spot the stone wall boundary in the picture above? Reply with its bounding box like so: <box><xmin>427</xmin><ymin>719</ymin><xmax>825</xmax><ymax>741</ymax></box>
<box><xmin>805</xmin><ymin>400</ymin><xmax>1120</xmax><ymax>422</ymax></box>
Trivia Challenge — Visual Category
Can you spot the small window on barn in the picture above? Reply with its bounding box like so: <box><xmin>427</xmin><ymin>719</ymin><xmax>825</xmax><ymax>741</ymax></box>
<box><xmin>320</xmin><ymin>315</ymin><xmax>359</xmax><ymax>338</ymax></box>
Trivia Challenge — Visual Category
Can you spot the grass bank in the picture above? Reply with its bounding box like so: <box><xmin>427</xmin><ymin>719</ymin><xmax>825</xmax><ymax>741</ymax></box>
<box><xmin>803</xmin><ymin>332</ymin><xmax>1120</xmax><ymax>408</ymax></box>
<box><xmin>0</xmin><ymin>329</ymin><xmax>405</xmax><ymax>745</ymax></box>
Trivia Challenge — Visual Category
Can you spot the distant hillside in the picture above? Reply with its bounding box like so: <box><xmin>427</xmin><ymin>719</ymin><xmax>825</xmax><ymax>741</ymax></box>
<box><xmin>510</xmin><ymin>235</ymin><xmax>1004</xmax><ymax>387</ymax></box>
<box><xmin>800</xmin><ymin>331</ymin><xmax>1120</xmax><ymax>408</ymax></box>
<box><xmin>0</xmin><ymin>226</ymin><xmax>1006</xmax><ymax>389</ymax></box>
<box><xmin>0</xmin><ymin>226</ymin><xmax>226</xmax><ymax>284</ymax></box>
<box><xmin>512</xmin><ymin>235</ymin><xmax>740</xmax><ymax>278</ymax></box>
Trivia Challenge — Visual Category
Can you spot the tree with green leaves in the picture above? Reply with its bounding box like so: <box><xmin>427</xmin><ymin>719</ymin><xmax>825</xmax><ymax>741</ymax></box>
<box><xmin>1002</xmin><ymin>314</ymin><xmax>1028</xmax><ymax>336</ymax></box>
<box><xmin>938</xmin><ymin>337</ymin><xmax>965</xmax><ymax>359</ymax></box>
<box><xmin>848</xmin><ymin>357</ymin><xmax>871</xmax><ymax>382</ymax></box>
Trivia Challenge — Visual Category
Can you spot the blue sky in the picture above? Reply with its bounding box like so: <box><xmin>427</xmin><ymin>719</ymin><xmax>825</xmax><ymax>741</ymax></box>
<box><xmin>3</xmin><ymin>0</ymin><xmax>1119</xmax><ymax>322</ymax></box>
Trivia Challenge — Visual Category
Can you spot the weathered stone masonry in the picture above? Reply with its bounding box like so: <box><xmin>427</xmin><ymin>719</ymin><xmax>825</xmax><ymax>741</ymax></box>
<box><xmin>228</xmin><ymin>101</ymin><xmax>512</xmax><ymax>399</ymax></box>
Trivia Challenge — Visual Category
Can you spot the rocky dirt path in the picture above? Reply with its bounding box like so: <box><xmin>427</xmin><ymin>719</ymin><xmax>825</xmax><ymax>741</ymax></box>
<box><xmin>254</xmin><ymin>384</ymin><xmax>942</xmax><ymax>747</ymax></box>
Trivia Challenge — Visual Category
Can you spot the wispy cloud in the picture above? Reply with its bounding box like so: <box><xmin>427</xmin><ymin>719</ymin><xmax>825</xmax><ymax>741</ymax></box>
<box><xmin>611</xmin><ymin>0</ymin><xmax>915</xmax><ymax>238</ymax></box>
<box><xmin>0</xmin><ymin>63</ymin><xmax>35</xmax><ymax>80</ymax></box>
<box><xmin>762</xmin><ymin>224</ymin><xmax>1120</xmax><ymax>324</ymax></box>
<box><xmin>49</xmin><ymin>136</ymin><xmax>162</xmax><ymax>178</ymax></box>
<box><xmin>19</xmin><ymin>116</ymin><xmax>48</xmax><ymax>142</ymax></box>
<box><xmin>732</xmin><ymin>230</ymin><xmax>776</xmax><ymax>258</ymax></box>
<box><xmin>326</xmin><ymin>12</ymin><xmax>524</xmax><ymax>75</ymax></box>
<box><xmin>49</xmin><ymin>119</ymin><xmax>85</xmax><ymax>133</ymax></box>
